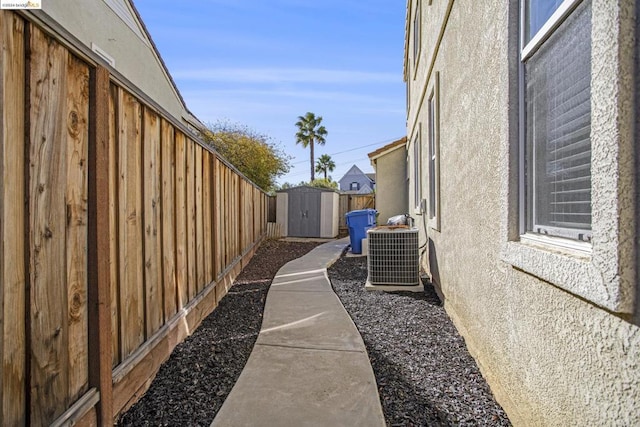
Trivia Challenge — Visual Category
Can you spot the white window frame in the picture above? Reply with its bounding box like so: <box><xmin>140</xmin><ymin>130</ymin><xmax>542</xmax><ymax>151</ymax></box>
<box><xmin>413</xmin><ymin>127</ymin><xmax>422</xmax><ymax>215</ymax></box>
<box><xmin>520</xmin><ymin>0</ymin><xmax>592</xmax><ymax>244</ymax></box>
<box><xmin>521</xmin><ymin>0</ymin><xmax>582</xmax><ymax>61</ymax></box>
<box><xmin>502</xmin><ymin>0</ymin><xmax>637</xmax><ymax>314</ymax></box>
<box><xmin>427</xmin><ymin>72</ymin><xmax>440</xmax><ymax>231</ymax></box>
<box><xmin>412</xmin><ymin>0</ymin><xmax>421</xmax><ymax>68</ymax></box>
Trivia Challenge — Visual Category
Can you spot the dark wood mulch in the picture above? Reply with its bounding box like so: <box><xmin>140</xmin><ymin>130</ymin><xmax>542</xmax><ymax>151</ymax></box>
<box><xmin>117</xmin><ymin>239</ymin><xmax>321</xmax><ymax>426</ymax></box>
<box><xmin>119</xmin><ymin>239</ymin><xmax>511</xmax><ymax>426</ymax></box>
<box><xmin>328</xmin><ymin>255</ymin><xmax>512</xmax><ymax>426</ymax></box>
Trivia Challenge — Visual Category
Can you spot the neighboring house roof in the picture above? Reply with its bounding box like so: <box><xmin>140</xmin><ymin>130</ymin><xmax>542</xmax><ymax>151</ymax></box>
<box><xmin>339</xmin><ymin>165</ymin><xmax>374</xmax><ymax>182</ymax></box>
<box><xmin>338</xmin><ymin>165</ymin><xmax>375</xmax><ymax>194</ymax></box>
<box><xmin>38</xmin><ymin>0</ymin><xmax>203</xmax><ymax>131</ymax></box>
<box><xmin>339</xmin><ymin>165</ymin><xmax>374</xmax><ymax>183</ymax></box>
<box><xmin>368</xmin><ymin>137</ymin><xmax>407</xmax><ymax>161</ymax></box>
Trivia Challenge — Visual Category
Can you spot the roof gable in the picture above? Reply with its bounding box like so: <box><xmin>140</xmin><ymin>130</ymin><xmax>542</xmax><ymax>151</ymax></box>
<box><xmin>339</xmin><ymin>165</ymin><xmax>372</xmax><ymax>184</ymax></box>
<box><xmin>103</xmin><ymin>0</ymin><xmax>149</xmax><ymax>45</ymax></box>
<box><xmin>368</xmin><ymin>137</ymin><xmax>407</xmax><ymax>160</ymax></box>
<box><xmin>41</xmin><ymin>0</ymin><xmax>198</xmax><ymax>127</ymax></box>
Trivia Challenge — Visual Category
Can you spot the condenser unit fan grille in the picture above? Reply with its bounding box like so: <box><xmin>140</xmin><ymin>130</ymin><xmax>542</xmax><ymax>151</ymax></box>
<box><xmin>367</xmin><ymin>228</ymin><xmax>419</xmax><ymax>286</ymax></box>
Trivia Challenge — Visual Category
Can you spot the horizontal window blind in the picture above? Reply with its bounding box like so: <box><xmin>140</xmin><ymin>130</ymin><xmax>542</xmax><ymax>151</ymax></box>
<box><xmin>525</xmin><ymin>0</ymin><xmax>592</xmax><ymax>240</ymax></box>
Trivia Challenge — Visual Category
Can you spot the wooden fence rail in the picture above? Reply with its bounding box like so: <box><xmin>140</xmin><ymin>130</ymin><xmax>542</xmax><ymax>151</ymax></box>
<box><xmin>0</xmin><ymin>11</ymin><xmax>267</xmax><ymax>426</ymax></box>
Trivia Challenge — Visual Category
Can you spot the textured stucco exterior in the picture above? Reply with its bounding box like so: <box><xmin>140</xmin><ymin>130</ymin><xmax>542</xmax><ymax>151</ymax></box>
<box><xmin>368</xmin><ymin>139</ymin><xmax>408</xmax><ymax>224</ymax></box>
<box><xmin>36</xmin><ymin>0</ymin><xmax>190</xmax><ymax>123</ymax></box>
<box><xmin>405</xmin><ymin>0</ymin><xmax>639</xmax><ymax>425</ymax></box>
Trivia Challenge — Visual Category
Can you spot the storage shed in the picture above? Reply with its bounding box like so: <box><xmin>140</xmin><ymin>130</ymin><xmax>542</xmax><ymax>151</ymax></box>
<box><xmin>276</xmin><ymin>186</ymin><xmax>339</xmax><ymax>238</ymax></box>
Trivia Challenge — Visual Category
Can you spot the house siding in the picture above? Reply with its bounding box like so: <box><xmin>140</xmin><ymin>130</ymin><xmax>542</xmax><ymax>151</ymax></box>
<box><xmin>371</xmin><ymin>145</ymin><xmax>407</xmax><ymax>224</ymax></box>
<box><xmin>40</xmin><ymin>1</ymin><xmax>186</xmax><ymax>121</ymax></box>
<box><xmin>406</xmin><ymin>0</ymin><xmax>639</xmax><ymax>425</ymax></box>
<box><xmin>338</xmin><ymin>165</ymin><xmax>375</xmax><ymax>194</ymax></box>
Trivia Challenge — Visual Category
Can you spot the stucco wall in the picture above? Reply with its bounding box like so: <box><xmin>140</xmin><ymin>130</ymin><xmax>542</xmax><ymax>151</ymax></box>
<box><xmin>406</xmin><ymin>0</ymin><xmax>639</xmax><ymax>425</ymax></box>
<box><xmin>373</xmin><ymin>146</ymin><xmax>407</xmax><ymax>224</ymax></box>
<box><xmin>40</xmin><ymin>1</ymin><xmax>186</xmax><ymax>121</ymax></box>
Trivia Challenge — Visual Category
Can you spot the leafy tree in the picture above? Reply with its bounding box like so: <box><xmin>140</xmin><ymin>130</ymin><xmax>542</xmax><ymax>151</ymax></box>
<box><xmin>278</xmin><ymin>182</ymin><xmax>295</xmax><ymax>190</ymax></box>
<box><xmin>201</xmin><ymin>121</ymin><xmax>292</xmax><ymax>192</ymax></box>
<box><xmin>315</xmin><ymin>154</ymin><xmax>336</xmax><ymax>180</ymax></box>
<box><xmin>276</xmin><ymin>178</ymin><xmax>337</xmax><ymax>191</ymax></box>
<box><xmin>309</xmin><ymin>178</ymin><xmax>338</xmax><ymax>189</ymax></box>
<box><xmin>295</xmin><ymin>112</ymin><xmax>328</xmax><ymax>182</ymax></box>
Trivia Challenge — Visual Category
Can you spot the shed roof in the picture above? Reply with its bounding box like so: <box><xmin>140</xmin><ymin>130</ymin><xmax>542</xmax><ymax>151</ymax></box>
<box><xmin>276</xmin><ymin>185</ymin><xmax>339</xmax><ymax>193</ymax></box>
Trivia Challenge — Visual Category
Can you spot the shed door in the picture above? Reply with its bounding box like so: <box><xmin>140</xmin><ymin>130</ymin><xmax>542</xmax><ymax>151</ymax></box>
<box><xmin>288</xmin><ymin>190</ymin><xmax>321</xmax><ymax>237</ymax></box>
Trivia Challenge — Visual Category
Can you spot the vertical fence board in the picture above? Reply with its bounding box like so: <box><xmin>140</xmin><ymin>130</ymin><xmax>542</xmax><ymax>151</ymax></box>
<box><xmin>160</xmin><ymin>120</ymin><xmax>177</xmax><ymax>319</ymax></box>
<box><xmin>0</xmin><ymin>12</ymin><xmax>271</xmax><ymax>424</ymax></box>
<box><xmin>202</xmin><ymin>152</ymin><xmax>213</xmax><ymax>285</ymax></box>
<box><xmin>143</xmin><ymin>108</ymin><xmax>162</xmax><ymax>337</ymax></box>
<box><xmin>174</xmin><ymin>132</ymin><xmax>187</xmax><ymax>309</ymax></box>
<box><xmin>246</xmin><ymin>183</ymin><xmax>252</xmax><ymax>249</ymax></box>
<box><xmin>108</xmin><ymin>85</ymin><xmax>120</xmax><ymax>367</ymax></box>
<box><xmin>225</xmin><ymin>168</ymin><xmax>231</xmax><ymax>265</ymax></box>
<box><xmin>233</xmin><ymin>174</ymin><xmax>240</xmax><ymax>259</ymax></box>
<box><xmin>228</xmin><ymin>171</ymin><xmax>234</xmax><ymax>262</ymax></box>
<box><xmin>214</xmin><ymin>160</ymin><xmax>221</xmax><ymax>273</ymax></box>
<box><xmin>253</xmin><ymin>188</ymin><xmax>258</xmax><ymax>241</ymax></box>
<box><xmin>65</xmin><ymin>53</ymin><xmax>90</xmax><ymax>403</ymax></box>
<box><xmin>195</xmin><ymin>147</ymin><xmax>204</xmax><ymax>293</ymax></box>
<box><xmin>186</xmin><ymin>143</ymin><xmax>196</xmax><ymax>300</ymax></box>
<box><xmin>118</xmin><ymin>90</ymin><xmax>144</xmax><ymax>359</ymax></box>
<box><xmin>213</xmin><ymin>157</ymin><xmax>222</xmax><ymax>278</ymax></box>
<box><xmin>238</xmin><ymin>181</ymin><xmax>244</xmax><ymax>254</ymax></box>
<box><xmin>222</xmin><ymin>162</ymin><xmax>228</xmax><ymax>273</ymax></box>
<box><xmin>28</xmin><ymin>26</ymin><xmax>69</xmax><ymax>425</ymax></box>
<box><xmin>223</xmin><ymin>167</ymin><xmax>231</xmax><ymax>266</ymax></box>
<box><xmin>1</xmin><ymin>11</ymin><xmax>26</xmax><ymax>426</ymax></box>
<box><xmin>254</xmin><ymin>188</ymin><xmax>258</xmax><ymax>241</ymax></box>
<box><xmin>88</xmin><ymin>65</ymin><xmax>114</xmax><ymax>427</ymax></box>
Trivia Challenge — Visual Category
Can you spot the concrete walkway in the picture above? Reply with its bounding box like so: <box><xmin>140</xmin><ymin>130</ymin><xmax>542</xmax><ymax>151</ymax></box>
<box><xmin>211</xmin><ymin>238</ymin><xmax>386</xmax><ymax>427</ymax></box>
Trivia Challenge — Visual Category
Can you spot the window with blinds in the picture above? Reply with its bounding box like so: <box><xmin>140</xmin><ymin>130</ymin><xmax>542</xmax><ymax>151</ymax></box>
<box><xmin>522</xmin><ymin>0</ymin><xmax>592</xmax><ymax>241</ymax></box>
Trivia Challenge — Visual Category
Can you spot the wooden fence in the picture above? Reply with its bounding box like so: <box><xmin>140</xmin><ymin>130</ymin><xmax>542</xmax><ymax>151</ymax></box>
<box><xmin>0</xmin><ymin>11</ymin><xmax>267</xmax><ymax>426</ymax></box>
<box><xmin>338</xmin><ymin>193</ymin><xmax>375</xmax><ymax>234</ymax></box>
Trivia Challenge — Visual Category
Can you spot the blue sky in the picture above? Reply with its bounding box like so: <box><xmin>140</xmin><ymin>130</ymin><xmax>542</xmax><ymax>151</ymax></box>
<box><xmin>133</xmin><ymin>0</ymin><xmax>407</xmax><ymax>185</ymax></box>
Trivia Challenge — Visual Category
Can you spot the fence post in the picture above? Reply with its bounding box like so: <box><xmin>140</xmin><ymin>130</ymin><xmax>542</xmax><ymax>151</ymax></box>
<box><xmin>88</xmin><ymin>65</ymin><xmax>113</xmax><ymax>426</ymax></box>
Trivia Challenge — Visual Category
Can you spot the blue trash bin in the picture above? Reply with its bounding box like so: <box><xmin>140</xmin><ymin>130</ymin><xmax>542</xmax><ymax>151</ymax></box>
<box><xmin>345</xmin><ymin>209</ymin><xmax>377</xmax><ymax>254</ymax></box>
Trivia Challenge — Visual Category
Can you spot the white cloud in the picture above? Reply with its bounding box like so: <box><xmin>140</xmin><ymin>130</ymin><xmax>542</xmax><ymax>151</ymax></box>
<box><xmin>173</xmin><ymin>67</ymin><xmax>400</xmax><ymax>85</ymax></box>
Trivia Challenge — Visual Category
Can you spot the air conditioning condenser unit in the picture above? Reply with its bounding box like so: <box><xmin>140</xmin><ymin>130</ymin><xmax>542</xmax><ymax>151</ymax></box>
<box><xmin>365</xmin><ymin>227</ymin><xmax>423</xmax><ymax>292</ymax></box>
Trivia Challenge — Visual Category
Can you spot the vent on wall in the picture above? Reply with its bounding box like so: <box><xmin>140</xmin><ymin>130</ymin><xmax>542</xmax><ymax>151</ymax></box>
<box><xmin>367</xmin><ymin>228</ymin><xmax>420</xmax><ymax>286</ymax></box>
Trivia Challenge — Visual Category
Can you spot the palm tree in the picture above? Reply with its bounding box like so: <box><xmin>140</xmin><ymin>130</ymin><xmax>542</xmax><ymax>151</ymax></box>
<box><xmin>295</xmin><ymin>112</ymin><xmax>328</xmax><ymax>181</ymax></box>
<box><xmin>315</xmin><ymin>154</ymin><xmax>336</xmax><ymax>180</ymax></box>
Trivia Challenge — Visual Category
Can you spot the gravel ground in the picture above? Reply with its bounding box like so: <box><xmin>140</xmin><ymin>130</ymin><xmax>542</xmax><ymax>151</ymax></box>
<box><xmin>328</xmin><ymin>255</ymin><xmax>511</xmax><ymax>426</ymax></box>
<box><xmin>119</xmin><ymin>240</ymin><xmax>510</xmax><ymax>426</ymax></box>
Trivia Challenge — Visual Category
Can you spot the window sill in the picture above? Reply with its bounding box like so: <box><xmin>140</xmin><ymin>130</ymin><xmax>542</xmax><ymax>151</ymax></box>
<box><xmin>501</xmin><ymin>236</ymin><xmax>630</xmax><ymax>313</ymax></box>
<box><xmin>519</xmin><ymin>233</ymin><xmax>591</xmax><ymax>257</ymax></box>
